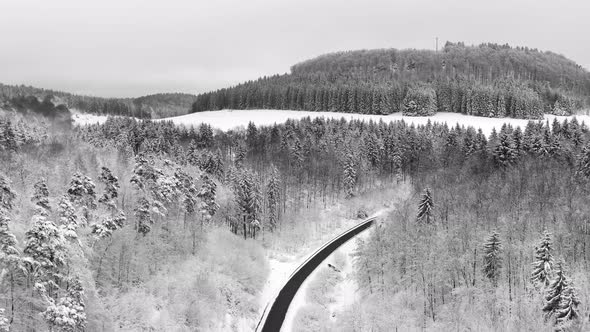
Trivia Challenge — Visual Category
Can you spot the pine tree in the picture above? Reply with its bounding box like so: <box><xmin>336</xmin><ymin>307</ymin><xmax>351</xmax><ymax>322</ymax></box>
<box><xmin>266</xmin><ymin>166</ymin><xmax>281</xmax><ymax>232</ymax></box>
<box><xmin>235</xmin><ymin>143</ymin><xmax>246</xmax><ymax>168</ymax></box>
<box><xmin>23</xmin><ymin>212</ymin><xmax>67</xmax><ymax>298</ymax></box>
<box><xmin>531</xmin><ymin>230</ymin><xmax>554</xmax><ymax>288</ymax></box>
<box><xmin>130</xmin><ymin>155</ymin><xmax>163</xmax><ymax>235</ymax></box>
<box><xmin>198</xmin><ymin>123</ymin><xmax>214</xmax><ymax>148</ymax></box>
<box><xmin>417</xmin><ymin>188</ymin><xmax>434</xmax><ymax>224</ymax></box>
<box><xmin>66</xmin><ymin>172</ymin><xmax>97</xmax><ymax>225</ymax></box>
<box><xmin>577</xmin><ymin>143</ymin><xmax>590</xmax><ymax>179</ymax></box>
<box><xmin>197</xmin><ymin>174</ymin><xmax>219</xmax><ymax>220</ymax></box>
<box><xmin>493</xmin><ymin>133</ymin><xmax>518</xmax><ymax>167</ymax></box>
<box><xmin>58</xmin><ymin>195</ymin><xmax>78</xmax><ymax>240</ymax></box>
<box><xmin>290</xmin><ymin>138</ymin><xmax>303</xmax><ymax>168</ymax></box>
<box><xmin>0</xmin><ymin>174</ymin><xmax>16</xmax><ymax>212</ymax></box>
<box><xmin>556</xmin><ymin>282</ymin><xmax>581</xmax><ymax>329</ymax></box>
<box><xmin>134</xmin><ymin>197</ymin><xmax>152</xmax><ymax>236</ymax></box>
<box><xmin>232</xmin><ymin>169</ymin><xmax>262</xmax><ymax>238</ymax></box>
<box><xmin>91</xmin><ymin>167</ymin><xmax>126</xmax><ymax>239</ymax></box>
<box><xmin>0</xmin><ymin>174</ymin><xmax>20</xmax><ymax>299</ymax></box>
<box><xmin>31</xmin><ymin>178</ymin><xmax>51</xmax><ymax>214</ymax></box>
<box><xmin>42</xmin><ymin>276</ymin><xmax>86</xmax><ymax>332</ymax></box>
<box><xmin>483</xmin><ymin>231</ymin><xmax>502</xmax><ymax>286</ymax></box>
<box><xmin>543</xmin><ymin>262</ymin><xmax>580</xmax><ymax>327</ymax></box>
<box><xmin>0</xmin><ymin>213</ymin><xmax>19</xmax><ymax>265</ymax></box>
<box><xmin>342</xmin><ymin>153</ymin><xmax>357</xmax><ymax>198</ymax></box>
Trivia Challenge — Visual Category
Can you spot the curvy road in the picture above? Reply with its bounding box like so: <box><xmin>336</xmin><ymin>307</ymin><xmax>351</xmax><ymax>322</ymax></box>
<box><xmin>255</xmin><ymin>216</ymin><xmax>376</xmax><ymax>332</ymax></box>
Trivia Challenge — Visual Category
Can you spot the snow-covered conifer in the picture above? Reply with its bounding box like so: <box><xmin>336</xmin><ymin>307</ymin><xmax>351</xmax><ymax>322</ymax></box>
<box><xmin>544</xmin><ymin>262</ymin><xmax>580</xmax><ymax>328</ymax></box>
<box><xmin>31</xmin><ymin>178</ymin><xmax>51</xmax><ymax>214</ymax></box>
<box><xmin>577</xmin><ymin>143</ymin><xmax>590</xmax><ymax>179</ymax></box>
<box><xmin>0</xmin><ymin>174</ymin><xmax>16</xmax><ymax>212</ymax></box>
<box><xmin>134</xmin><ymin>197</ymin><xmax>152</xmax><ymax>236</ymax></box>
<box><xmin>556</xmin><ymin>281</ymin><xmax>581</xmax><ymax>329</ymax></box>
<box><xmin>483</xmin><ymin>231</ymin><xmax>502</xmax><ymax>286</ymax></box>
<box><xmin>417</xmin><ymin>188</ymin><xmax>434</xmax><ymax>224</ymax></box>
<box><xmin>42</xmin><ymin>276</ymin><xmax>86</xmax><ymax>332</ymax></box>
<box><xmin>198</xmin><ymin>174</ymin><xmax>219</xmax><ymax>220</ymax></box>
<box><xmin>266</xmin><ymin>166</ymin><xmax>281</xmax><ymax>232</ymax></box>
<box><xmin>531</xmin><ymin>230</ymin><xmax>554</xmax><ymax>288</ymax></box>
<box><xmin>493</xmin><ymin>133</ymin><xmax>518</xmax><ymax>167</ymax></box>
<box><xmin>343</xmin><ymin>153</ymin><xmax>357</xmax><ymax>198</ymax></box>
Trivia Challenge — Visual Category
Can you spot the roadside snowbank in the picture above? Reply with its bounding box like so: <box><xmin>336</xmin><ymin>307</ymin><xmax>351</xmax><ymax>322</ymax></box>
<box><xmin>278</xmin><ymin>209</ymin><xmax>389</xmax><ymax>332</ymax></box>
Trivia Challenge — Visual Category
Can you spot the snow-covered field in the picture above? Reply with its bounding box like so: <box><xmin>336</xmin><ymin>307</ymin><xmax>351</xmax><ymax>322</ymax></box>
<box><xmin>73</xmin><ymin>109</ymin><xmax>590</xmax><ymax>137</ymax></box>
<box><xmin>71</xmin><ymin>110</ymin><xmax>108</xmax><ymax>125</ymax></box>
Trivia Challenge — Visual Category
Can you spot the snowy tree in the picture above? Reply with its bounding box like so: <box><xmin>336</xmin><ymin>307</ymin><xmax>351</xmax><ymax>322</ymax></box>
<box><xmin>23</xmin><ymin>212</ymin><xmax>67</xmax><ymax>301</ymax></box>
<box><xmin>392</xmin><ymin>150</ymin><xmax>402</xmax><ymax>182</ymax></box>
<box><xmin>531</xmin><ymin>230</ymin><xmax>554</xmax><ymax>288</ymax></box>
<box><xmin>199</xmin><ymin>150</ymin><xmax>224</xmax><ymax>179</ymax></box>
<box><xmin>417</xmin><ymin>188</ymin><xmax>434</xmax><ymax>224</ymax></box>
<box><xmin>343</xmin><ymin>153</ymin><xmax>357</xmax><ymax>198</ymax></box>
<box><xmin>173</xmin><ymin>168</ymin><xmax>198</xmax><ymax>227</ymax></box>
<box><xmin>232</xmin><ymin>169</ymin><xmax>262</xmax><ymax>238</ymax></box>
<box><xmin>543</xmin><ymin>262</ymin><xmax>580</xmax><ymax>328</ymax></box>
<box><xmin>577</xmin><ymin>143</ymin><xmax>590</xmax><ymax>179</ymax></box>
<box><xmin>91</xmin><ymin>167</ymin><xmax>126</xmax><ymax>239</ymax></box>
<box><xmin>0</xmin><ymin>174</ymin><xmax>16</xmax><ymax>212</ymax></box>
<box><xmin>97</xmin><ymin>167</ymin><xmax>119</xmax><ymax>207</ymax></box>
<box><xmin>493</xmin><ymin>133</ymin><xmax>518</xmax><ymax>167</ymax></box>
<box><xmin>57</xmin><ymin>196</ymin><xmax>79</xmax><ymax>240</ymax></box>
<box><xmin>234</xmin><ymin>144</ymin><xmax>246</xmax><ymax>168</ymax></box>
<box><xmin>483</xmin><ymin>231</ymin><xmax>502</xmax><ymax>286</ymax></box>
<box><xmin>0</xmin><ymin>176</ymin><xmax>23</xmax><ymax>328</ymax></box>
<box><xmin>0</xmin><ymin>214</ymin><xmax>19</xmax><ymax>265</ymax></box>
<box><xmin>198</xmin><ymin>174</ymin><xmax>219</xmax><ymax>220</ymax></box>
<box><xmin>42</xmin><ymin>276</ymin><xmax>86</xmax><ymax>332</ymax></box>
<box><xmin>198</xmin><ymin>123</ymin><xmax>214</xmax><ymax>149</ymax></box>
<box><xmin>555</xmin><ymin>282</ymin><xmax>581</xmax><ymax>329</ymax></box>
<box><xmin>134</xmin><ymin>197</ymin><xmax>152</xmax><ymax>236</ymax></box>
<box><xmin>130</xmin><ymin>155</ymin><xmax>164</xmax><ymax>235</ymax></box>
<box><xmin>32</xmin><ymin>178</ymin><xmax>51</xmax><ymax>214</ymax></box>
<box><xmin>66</xmin><ymin>172</ymin><xmax>97</xmax><ymax>225</ymax></box>
<box><xmin>266</xmin><ymin>166</ymin><xmax>281</xmax><ymax>232</ymax></box>
<box><xmin>365</xmin><ymin>134</ymin><xmax>381</xmax><ymax>168</ymax></box>
<box><xmin>290</xmin><ymin>138</ymin><xmax>304</xmax><ymax>168</ymax></box>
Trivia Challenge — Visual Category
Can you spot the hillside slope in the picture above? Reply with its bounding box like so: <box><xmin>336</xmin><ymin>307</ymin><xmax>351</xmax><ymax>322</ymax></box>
<box><xmin>191</xmin><ymin>42</ymin><xmax>590</xmax><ymax>119</ymax></box>
<box><xmin>0</xmin><ymin>83</ymin><xmax>196</xmax><ymax>119</ymax></box>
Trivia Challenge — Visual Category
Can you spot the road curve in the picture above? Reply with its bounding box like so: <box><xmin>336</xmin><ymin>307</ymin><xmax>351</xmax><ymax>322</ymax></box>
<box><xmin>256</xmin><ymin>217</ymin><xmax>376</xmax><ymax>332</ymax></box>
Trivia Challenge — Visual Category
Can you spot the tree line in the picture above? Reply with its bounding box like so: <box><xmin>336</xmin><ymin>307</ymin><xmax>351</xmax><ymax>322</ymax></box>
<box><xmin>191</xmin><ymin>42</ymin><xmax>590</xmax><ymax>119</ymax></box>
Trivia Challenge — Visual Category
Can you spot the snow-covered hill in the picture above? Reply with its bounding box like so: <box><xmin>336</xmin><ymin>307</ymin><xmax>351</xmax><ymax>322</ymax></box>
<box><xmin>74</xmin><ymin>109</ymin><xmax>590</xmax><ymax>136</ymax></box>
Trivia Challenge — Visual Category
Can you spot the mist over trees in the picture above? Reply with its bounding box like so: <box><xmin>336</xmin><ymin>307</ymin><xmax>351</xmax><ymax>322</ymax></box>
<box><xmin>191</xmin><ymin>42</ymin><xmax>590</xmax><ymax>119</ymax></box>
<box><xmin>0</xmin><ymin>83</ymin><xmax>197</xmax><ymax>119</ymax></box>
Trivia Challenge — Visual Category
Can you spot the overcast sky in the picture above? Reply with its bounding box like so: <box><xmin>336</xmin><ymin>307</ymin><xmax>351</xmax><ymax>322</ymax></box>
<box><xmin>1</xmin><ymin>0</ymin><xmax>589</xmax><ymax>98</ymax></box>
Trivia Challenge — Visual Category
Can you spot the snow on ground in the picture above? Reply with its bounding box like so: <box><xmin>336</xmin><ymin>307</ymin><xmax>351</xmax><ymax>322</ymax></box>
<box><xmin>72</xmin><ymin>108</ymin><xmax>590</xmax><ymax>137</ymax></box>
<box><xmin>160</xmin><ymin>110</ymin><xmax>590</xmax><ymax>136</ymax></box>
<box><xmin>71</xmin><ymin>110</ymin><xmax>108</xmax><ymax>125</ymax></box>
<box><xmin>279</xmin><ymin>208</ymin><xmax>390</xmax><ymax>332</ymax></box>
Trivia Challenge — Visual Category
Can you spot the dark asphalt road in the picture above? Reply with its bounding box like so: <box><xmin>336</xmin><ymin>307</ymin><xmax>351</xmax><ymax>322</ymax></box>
<box><xmin>256</xmin><ymin>217</ymin><xmax>376</xmax><ymax>332</ymax></box>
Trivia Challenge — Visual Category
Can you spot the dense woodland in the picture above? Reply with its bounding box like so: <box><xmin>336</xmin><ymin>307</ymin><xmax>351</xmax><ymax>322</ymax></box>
<box><xmin>191</xmin><ymin>42</ymin><xmax>590</xmax><ymax>119</ymax></box>
<box><xmin>0</xmin><ymin>83</ymin><xmax>197</xmax><ymax>119</ymax></box>
<box><xmin>2</xmin><ymin>104</ymin><xmax>590</xmax><ymax>330</ymax></box>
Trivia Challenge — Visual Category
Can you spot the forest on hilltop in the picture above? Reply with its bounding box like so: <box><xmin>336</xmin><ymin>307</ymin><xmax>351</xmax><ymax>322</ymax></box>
<box><xmin>191</xmin><ymin>42</ymin><xmax>590</xmax><ymax>119</ymax></box>
<box><xmin>0</xmin><ymin>83</ymin><xmax>197</xmax><ymax>119</ymax></box>
<box><xmin>2</xmin><ymin>105</ymin><xmax>590</xmax><ymax>329</ymax></box>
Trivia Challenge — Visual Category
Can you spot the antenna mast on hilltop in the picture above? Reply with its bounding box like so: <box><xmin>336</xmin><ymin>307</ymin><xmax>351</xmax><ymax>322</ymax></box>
<box><xmin>436</xmin><ymin>37</ymin><xmax>439</xmax><ymax>52</ymax></box>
